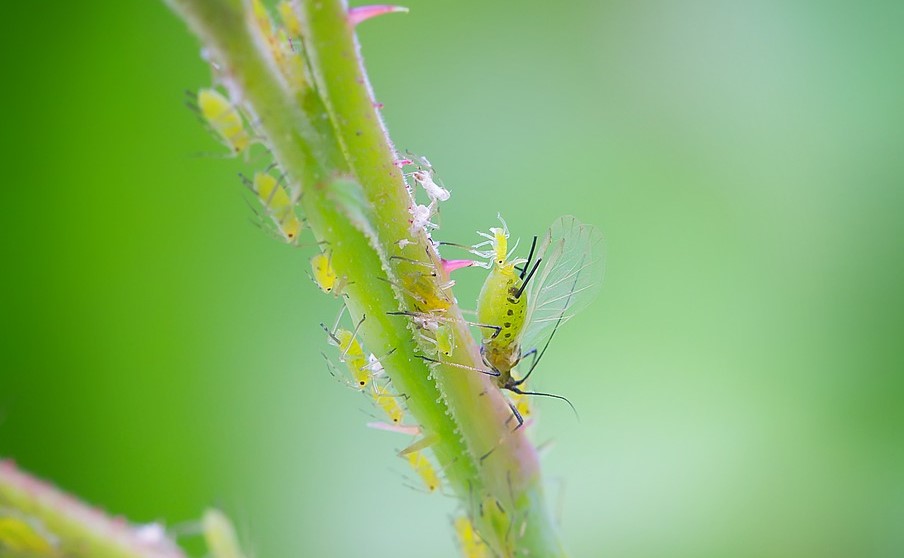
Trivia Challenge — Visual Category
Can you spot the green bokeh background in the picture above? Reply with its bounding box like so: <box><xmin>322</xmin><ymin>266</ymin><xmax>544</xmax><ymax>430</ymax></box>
<box><xmin>2</xmin><ymin>1</ymin><xmax>902</xmax><ymax>556</ymax></box>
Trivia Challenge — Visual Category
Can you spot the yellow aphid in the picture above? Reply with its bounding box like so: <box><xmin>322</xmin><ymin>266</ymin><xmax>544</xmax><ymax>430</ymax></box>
<box><xmin>251</xmin><ymin>0</ymin><xmax>305</xmax><ymax>91</ymax></box>
<box><xmin>454</xmin><ymin>516</ymin><xmax>489</xmax><ymax>558</ymax></box>
<box><xmin>476</xmin><ymin>223</ymin><xmax>530</xmax><ymax>376</ymax></box>
<box><xmin>197</xmin><ymin>88</ymin><xmax>251</xmax><ymax>155</ymax></box>
<box><xmin>277</xmin><ymin>1</ymin><xmax>303</xmax><ymax>37</ymax></box>
<box><xmin>406</xmin><ymin>450</ymin><xmax>441</xmax><ymax>493</ymax></box>
<box><xmin>310</xmin><ymin>252</ymin><xmax>347</xmax><ymax>296</ymax></box>
<box><xmin>434</xmin><ymin>323</ymin><xmax>455</xmax><ymax>357</ymax></box>
<box><xmin>371</xmin><ymin>382</ymin><xmax>405</xmax><ymax>424</ymax></box>
<box><xmin>479</xmin><ymin>496</ymin><xmax>510</xmax><ymax>545</ymax></box>
<box><xmin>202</xmin><ymin>508</ymin><xmax>248</xmax><ymax>558</ymax></box>
<box><xmin>401</xmin><ymin>271</ymin><xmax>453</xmax><ymax>313</ymax></box>
<box><xmin>324</xmin><ymin>326</ymin><xmax>370</xmax><ymax>389</ymax></box>
<box><xmin>472</xmin><ymin>216</ymin><xmax>603</xmax><ymax>427</ymax></box>
<box><xmin>0</xmin><ymin>516</ymin><xmax>58</xmax><ymax>556</ymax></box>
<box><xmin>252</xmin><ymin>172</ymin><xmax>302</xmax><ymax>242</ymax></box>
<box><xmin>274</xmin><ymin>28</ymin><xmax>306</xmax><ymax>90</ymax></box>
<box><xmin>337</xmin><ymin>330</ymin><xmax>370</xmax><ymax>388</ymax></box>
<box><xmin>251</xmin><ymin>0</ymin><xmax>274</xmax><ymax>37</ymax></box>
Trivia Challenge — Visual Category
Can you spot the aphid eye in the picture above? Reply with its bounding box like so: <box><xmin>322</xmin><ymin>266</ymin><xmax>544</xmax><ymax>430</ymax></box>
<box><xmin>359</xmin><ymin>381</ymin><xmax>365</xmax><ymax>386</ymax></box>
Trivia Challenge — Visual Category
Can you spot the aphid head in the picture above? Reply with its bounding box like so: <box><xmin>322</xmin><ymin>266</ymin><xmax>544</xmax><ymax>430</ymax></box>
<box><xmin>490</xmin><ymin>227</ymin><xmax>508</xmax><ymax>267</ymax></box>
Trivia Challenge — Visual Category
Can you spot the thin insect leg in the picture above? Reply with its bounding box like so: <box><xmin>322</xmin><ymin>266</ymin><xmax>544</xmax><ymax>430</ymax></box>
<box><xmin>510</xmin><ymin>348</ymin><xmax>539</xmax><ymax>386</ymax></box>
<box><xmin>436</xmin><ymin>240</ymin><xmax>488</xmax><ymax>255</ymax></box>
<box><xmin>337</xmin><ymin>314</ymin><xmax>367</xmax><ymax>360</ymax></box>
<box><xmin>508</xmin><ymin>386</ymin><xmax>579</xmax><ymax>421</ymax></box>
<box><xmin>320</xmin><ymin>322</ymin><xmax>342</xmax><ymax>346</ymax></box>
<box><xmin>387</xmin><ymin>311</ymin><xmax>502</xmax><ymax>339</ymax></box>
<box><xmin>389</xmin><ymin>254</ymin><xmax>437</xmax><ymax>274</ymax></box>
<box><xmin>514</xmin><ymin>256</ymin><xmax>543</xmax><ymax>299</ymax></box>
<box><xmin>321</xmin><ymin>353</ymin><xmax>359</xmax><ymax>390</ymax></box>
<box><xmin>238</xmin><ymin>172</ymin><xmax>254</xmax><ymax>192</ymax></box>
<box><xmin>444</xmin><ymin>237</ymin><xmax>493</xmax><ymax>252</ymax></box>
<box><xmin>479</xmin><ymin>400</ymin><xmax>524</xmax><ymax>464</ymax></box>
<box><xmin>361</xmin><ymin>347</ymin><xmax>397</xmax><ymax>373</ymax></box>
<box><xmin>375</xmin><ymin>276</ymin><xmax>430</xmax><ymax>307</ymax></box>
<box><xmin>415</xmin><ymin>355</ymin><xmax>500</xmax><ymax>377</ymax></box>
<box><xmin>328</xmin><ymin>304</ymin><xmax>349</xmax><ymax>335</ymax></box>
<box><xmin>273</xmin><ymin>169</ymin><xmax>295</xmax><ymax>198</ymax></box>
<box><xmin>507</xmin><ymin>399</ymin><xmax>525</xmax><ymax>431</ymax></box>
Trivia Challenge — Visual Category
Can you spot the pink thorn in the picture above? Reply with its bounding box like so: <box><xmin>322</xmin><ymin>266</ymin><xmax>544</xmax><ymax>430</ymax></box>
<box><xmin>367</xmin><ymin>421</ymin><xmax>421</xmax><ymax>435</ymax></box>
<box><xmin>442</xmin><ymin>258</ymin><xmax>474</xmax><ymax>274</ymax></box>
<box><xmin>348</xmin><ymin>5</ymin><xmax>409</xmax><ymax>27</ymax></box>
<box><xmin>373</xmin><ymin>102</ymin><xmax>385</xmax><ymax>109</ymax></box>
<box><xmin>394</xmin><ymin>158</ymin><xmax>413</xmax><ymax>167</ymax></box>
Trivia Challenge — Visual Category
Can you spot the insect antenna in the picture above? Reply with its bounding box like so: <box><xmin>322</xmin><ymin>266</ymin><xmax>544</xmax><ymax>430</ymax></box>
<box><xmin>508</xmin><ymin>387</ymin><xmax>579</xmax><ymax>421</ymax></box>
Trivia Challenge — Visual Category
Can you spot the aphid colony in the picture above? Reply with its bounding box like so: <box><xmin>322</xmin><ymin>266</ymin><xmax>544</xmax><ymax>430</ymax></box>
<box><xmin>188</xmin><ymin>1</ymin><xmax>604</xmax><ymax>554</ymax></box>
<box><xmin>188</xmin><ymin>1</ymin><xmax>312</xmax><ymax>248</ymax></box>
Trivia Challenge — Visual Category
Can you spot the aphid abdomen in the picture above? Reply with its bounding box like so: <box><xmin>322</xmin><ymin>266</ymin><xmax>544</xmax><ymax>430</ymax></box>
<box><xmin>477</xmin><ymin>268</ymin><xmax>527</xmax><ymax>352</ymax></box>
<box><xmin>197</xmin><ymin>88</ymin><xmax>250</xmax><ymax>154</ymax></box>
<box><xmin>252</xmin><ymin>172</ymin><xmax>302</xmax><ymax>242</ymax></box>
<box><xmin>311</xmin><ymin>252</ymin><xmax>339</xmax><ymax>294</ymax></box>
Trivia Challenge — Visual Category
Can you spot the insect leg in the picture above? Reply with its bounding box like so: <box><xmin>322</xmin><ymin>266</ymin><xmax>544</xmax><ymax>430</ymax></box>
<box><xmin>415</xmin><ymin>355</ymin><xmax>500</xmax><ymax>377</ymax></box>
<box><xmin>508</xmin><ymin>386</ymin><xmax>579</xmax><ymax>421</ymax></box>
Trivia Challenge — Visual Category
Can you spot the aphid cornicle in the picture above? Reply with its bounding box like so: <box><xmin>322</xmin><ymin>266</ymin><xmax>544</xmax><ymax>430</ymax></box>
<box><xmin>197</xmin><ymin>88</ymin><xmax>251</xmax><ymax>155</ymax></box>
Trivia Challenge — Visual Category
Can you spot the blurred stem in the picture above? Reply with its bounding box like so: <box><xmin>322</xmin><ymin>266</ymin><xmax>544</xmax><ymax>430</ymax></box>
<box><xmin>0</xmin><ymin>461</ymin><xmax>185</xmax><ymax>558</ymax></box>
<box><xmin>164</xmin><ymin>0</ymin><xmax>566</xmax><ymax>555</ymax></box>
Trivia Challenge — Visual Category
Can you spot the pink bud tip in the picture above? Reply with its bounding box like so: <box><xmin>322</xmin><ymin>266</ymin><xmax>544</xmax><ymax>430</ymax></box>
<box><xmin>442</xmin><ymin>258</ymin><xmax>474</xmax><ymax>274</ymax></box>
<box><xmin>348</xmin><ymin>5</ymin><xmax>409</xmax><ymax>27</ymax></box>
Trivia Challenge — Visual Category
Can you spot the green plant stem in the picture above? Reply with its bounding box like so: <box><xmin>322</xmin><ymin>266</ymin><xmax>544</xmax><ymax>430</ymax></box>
<box><xmin>164</xmin><ymin>1</ymin><xmax>566</xmax><ymax>555</ymax></box>
<box><xmin>0</xmin><ymin>461</ymin><xmax>185</xmax><ymax>558</ymax></box>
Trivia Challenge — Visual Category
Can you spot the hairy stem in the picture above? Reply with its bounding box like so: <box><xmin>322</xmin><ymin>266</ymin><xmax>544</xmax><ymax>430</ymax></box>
<box><xmin>163</xmin><ymin>0</ymin><xmax>566</xmax><ymax>555</ymax></box>
<box><xmin>0</xmin><ymin>461</ymin><xmax>185</xmax><ymax>558</ymax></box>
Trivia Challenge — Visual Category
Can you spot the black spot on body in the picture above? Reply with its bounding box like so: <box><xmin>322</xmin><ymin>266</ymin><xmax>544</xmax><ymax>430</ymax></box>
<box><xmin>507</xmin><ymin>309</ymin><xmax>513</xmax><ymax>316</ymax></box>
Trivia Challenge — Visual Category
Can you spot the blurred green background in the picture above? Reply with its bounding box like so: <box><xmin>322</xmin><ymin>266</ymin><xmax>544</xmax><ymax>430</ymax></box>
<box><xmin>2</xmin><ymin>1</ymin><xmax>902</xmax><ymax>556</ymax></box>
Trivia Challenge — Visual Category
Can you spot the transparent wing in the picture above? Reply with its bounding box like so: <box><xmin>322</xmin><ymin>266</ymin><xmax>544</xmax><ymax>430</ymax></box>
<box><xmin>520</xmin><ymin>215</ymin><xmax>604</xmax><ymax>352</ymax></box>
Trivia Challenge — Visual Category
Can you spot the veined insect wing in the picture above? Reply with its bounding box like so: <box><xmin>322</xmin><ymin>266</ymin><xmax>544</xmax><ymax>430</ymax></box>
<box><xmin>520</xmin><ymin>215</ymin><xmax>604</xmax><ymax>353</ymax></box>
